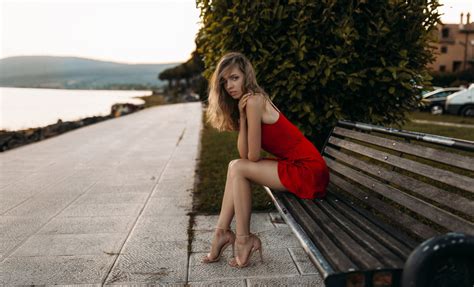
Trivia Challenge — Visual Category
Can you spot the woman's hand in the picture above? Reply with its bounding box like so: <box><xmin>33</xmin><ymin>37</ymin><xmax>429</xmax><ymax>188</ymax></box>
<box><xmin>238</xmin><ymin>92</ymin><xmax>253</xmax><ymax>118</ymax></box>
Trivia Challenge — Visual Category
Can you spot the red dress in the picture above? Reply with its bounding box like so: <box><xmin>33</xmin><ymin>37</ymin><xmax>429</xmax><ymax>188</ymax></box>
<box><xmin>261</xmin><ymin>110</ymin><xmax>330</xmax><ymax>199</ymax></box>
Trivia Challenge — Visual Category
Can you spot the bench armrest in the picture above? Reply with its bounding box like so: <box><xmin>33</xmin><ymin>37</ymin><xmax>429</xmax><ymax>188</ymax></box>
<box><xmin>402</xmin><ymin>232</ymin><xmax>474</xmax><ymax>287</ymax></box>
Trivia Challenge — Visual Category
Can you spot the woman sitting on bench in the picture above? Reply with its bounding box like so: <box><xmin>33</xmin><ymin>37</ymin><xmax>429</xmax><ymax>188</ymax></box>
<box><xmin>202</xmin><ymin>52</ymin><xmax>330</xmax><ymax>268</ymax></box>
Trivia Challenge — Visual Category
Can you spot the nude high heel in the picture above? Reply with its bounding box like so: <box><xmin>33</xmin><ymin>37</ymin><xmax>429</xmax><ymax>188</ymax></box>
<box><xmin>201</xmin><ymin>227</ymin><xmax>236</xmax><ymax>263</ymax></box>
<box><xmin>228</xmin><ymin>233</ymin><xmax>264</xmax><ymax>268</ymax></box>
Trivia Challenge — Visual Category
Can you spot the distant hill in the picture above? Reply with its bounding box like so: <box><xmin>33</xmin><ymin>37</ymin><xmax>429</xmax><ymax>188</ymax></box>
<box><xmin>0</xmin><ymin>56</ymin><xmax>180</xmax><ymax>89</ymax></box>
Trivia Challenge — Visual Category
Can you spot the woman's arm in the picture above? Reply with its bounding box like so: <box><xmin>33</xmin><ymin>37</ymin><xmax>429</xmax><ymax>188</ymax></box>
<box><xmin>246</xmin><ymin>95</ymin><xmax>264</xmax><ymax>162</ymax></box>
<box><xmin>237</xmin><ymin>94</ymin><xmax>251</xmax><ymax>159</ymax></box>
<box><xmin>237</xmin><ymin>115</ymin><xmax>248</xmax><ymax>159</ymax></box>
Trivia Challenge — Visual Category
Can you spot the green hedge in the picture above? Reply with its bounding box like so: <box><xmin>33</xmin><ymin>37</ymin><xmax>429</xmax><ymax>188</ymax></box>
<box><xmin>196</xmin><ymin>0</ymin><xmax>442</xmax><ymax>148</ymax></box>
<box><xmin>430</xmin><ymin>66</ymin><xmax>474</xmax><ymax>87</ymax></box>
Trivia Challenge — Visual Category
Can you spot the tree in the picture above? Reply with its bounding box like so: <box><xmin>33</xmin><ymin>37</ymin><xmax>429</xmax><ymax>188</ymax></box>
<box><xmin>195</xmin><ymin>0</ymin><xmax>442</xmax><ymax>148</ymax></box>
<box><xmin>158</xmin><ymin>69</ymin><xmax>173</xmax><ymax>88</ymax></box>
<box><xmin>158</xmin><ymin>50</ymin><xmax>206</xmax><ymax>92</ymax></box>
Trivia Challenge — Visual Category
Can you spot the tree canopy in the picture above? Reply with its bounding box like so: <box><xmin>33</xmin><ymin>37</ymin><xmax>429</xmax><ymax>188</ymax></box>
<box><xmin>195</xmin><ymin>0</ymin><xmax>442</xmax><ymax>147</ymax></box>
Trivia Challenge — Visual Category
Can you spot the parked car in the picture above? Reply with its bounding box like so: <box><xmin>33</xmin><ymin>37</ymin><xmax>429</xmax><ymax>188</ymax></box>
<box><xmin>420</xmin><ymin>86</ymin><xmax>443</xmax><ymax>97</ymax></box>
<box><xmin>445</xmin><ymin>84</ymin><xmax>474</xmax><ymax>116</ymax></box>
<box><xmin>419</xmin><ymin>87</ymin><xmax>463</xmax><ymax>114</ymax></box>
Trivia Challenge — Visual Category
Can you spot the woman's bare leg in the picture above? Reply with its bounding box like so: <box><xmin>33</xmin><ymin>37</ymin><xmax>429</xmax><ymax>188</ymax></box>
<box><xmin>229</xmin><ymin>159</ymin><xmax>286</xmax><ymax>234</ymax></box>
<box><xmin>228</xmin><ymin>159</ymin><xmax>286</xmax><ymax>265</ymax></box>
<box><xmin>215</xmin><ymin>160</ymin><xmax>238</xmax><ymax>229</ymax></box>
<box><xmin>231</xmin><ymin>171</ymin><xmax>252</xmax><ymax>236</ymax></box>
<box><xmin>203</xmin><ymin>160</ymin><xmax>238</xmax><ymax>261</ymax></box>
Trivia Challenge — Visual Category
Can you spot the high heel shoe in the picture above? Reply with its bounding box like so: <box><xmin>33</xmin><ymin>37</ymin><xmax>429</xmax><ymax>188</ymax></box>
<box><xmin>201</xmin><ymin>227</ymin><xmax>236</xmax><ymax>263</ymax></box>
<box><xmin>228</xmin><ymin>233</ymin><xmax>264</xmax><ymax>268</ymax></box>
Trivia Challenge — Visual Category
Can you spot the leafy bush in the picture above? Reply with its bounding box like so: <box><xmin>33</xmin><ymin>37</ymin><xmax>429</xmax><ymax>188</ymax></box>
<box><xmin>196</xmin><ymin>0</ymin><xmax>442</xmax><ymax>148</ymax></box>
<box><xmin>430</xmin><ymin>66</ymin><xmax>474</xmax><ymax>87</ymax></box>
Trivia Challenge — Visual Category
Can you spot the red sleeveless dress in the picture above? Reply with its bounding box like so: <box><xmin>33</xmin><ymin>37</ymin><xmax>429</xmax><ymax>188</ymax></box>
<box><xmin>261</xmin><ymin>111</ymin><xmax>330</xmax><ymax>199</ymax></box>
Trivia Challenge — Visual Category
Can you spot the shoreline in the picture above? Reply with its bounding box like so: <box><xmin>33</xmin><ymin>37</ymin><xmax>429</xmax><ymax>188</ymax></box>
<box><xmin>0</xmin><ymin>115</ymin><xmax>113</xmax><ymax>152</ymax></box>
<box><xmin>0</xmin><ymin>108</ymin><xmax>141</xmax><ymax>152</ymax></box>
<box><xmin>0</xmin><ymin>92</ymin><xmax>197</xmax><ymax>152</ymax></box>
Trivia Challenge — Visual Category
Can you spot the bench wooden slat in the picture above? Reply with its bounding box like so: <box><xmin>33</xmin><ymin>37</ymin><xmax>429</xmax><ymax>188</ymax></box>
<box><xmin>338</xmin><ymin>120</ymin><xmax>474</xmax><ymax>151</ymax></box>
<box><xmin>332</xmin><ymin>127</ymin><xmax>474</xmax><ymax>172</ymax></box>
<box><xmin>326</xmin><ymin>157</ymin><xmax>474</xmax><ymax>235</ymax></box>
<box><xmin>325</xmin><ymin>192</ymin><xmax>417</xmax><ymax>256</ymax></box>
<box><xmin>299</xmin><ymin>199</ymin><xmax>384</xmax><ymax>269</ymax></box>
<box><xmin>315</xmin><ymin>197</ymin><xmax>406</xmax><ymax>267</ymax></box>
<box><xmin>325</xmin><ymin>146</ymin><xmax>474</xmax><ymax>217</ymax></box>
<box><xmin>328</xmin><ymin>137</ymin><xmax>474</xmax><ymax>193</ymax></box>
<box><xmin>326</xmin><ymin>169</ymin><xmax>440</xmax><ymax>239</ymax></box>
<box><xmin>282</xmin><ymin>195</ymin><xmax>357</xmax><ymax>272</ymax></box>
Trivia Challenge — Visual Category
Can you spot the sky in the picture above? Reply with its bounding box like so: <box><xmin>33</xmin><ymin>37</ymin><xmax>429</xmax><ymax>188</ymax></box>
<box><xmin>0</xmin><ymin>0</ymin><xmax>202</xmax><ymax>64</ymax></box>
<box><xmin>1</xmin><ymin>0</ymin><xmax>473</xmax><ymax>65</ymax></box>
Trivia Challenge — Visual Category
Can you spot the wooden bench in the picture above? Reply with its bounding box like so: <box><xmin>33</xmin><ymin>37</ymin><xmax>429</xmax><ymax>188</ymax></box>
<box><xmin>264</xmin><ymin>120</ymin><xmax>474</xmax><ymax>287</ymax></box>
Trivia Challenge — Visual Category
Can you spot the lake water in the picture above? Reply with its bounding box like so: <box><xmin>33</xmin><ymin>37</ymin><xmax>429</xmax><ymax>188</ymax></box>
<box><xmin>0</xmin><ymin>87</ymin><xmax>151</xmax><ymax>131</ymax></box>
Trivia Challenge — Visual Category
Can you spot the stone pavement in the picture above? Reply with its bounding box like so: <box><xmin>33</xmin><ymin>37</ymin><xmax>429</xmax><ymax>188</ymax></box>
<box><xmin>0</xmin><ymin>102</ymin><xmax>323</xmax><ymax>286</ymax></box>
<box><xmin>189</xmin><ymin>213</ymin><xmax>323</xmax><ymax>286</ymax></box>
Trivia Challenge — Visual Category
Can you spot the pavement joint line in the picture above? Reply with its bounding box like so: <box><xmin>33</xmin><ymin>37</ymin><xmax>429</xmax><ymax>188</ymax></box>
<box><xmin>0</xmin><ymin>170</ymin><xmax>85</xmax><ymax>216</ymax></box>
<box><xmin>267</xmin><ymin>212</ymin><xmax>278</xmax><ymax>229</ymax></box>
<box><xmin>176</xmin><ymin>127</ymin><xmax>186</xmax><ymax>146</ymax></box>
<box><xmin>100</xmin><ymin>124</ymin><xmax>188</xmax><ymax>285</ymax></box>
<box><xmin>186</xmin><ymin>217</ymin><xmax>193</xmax><ymax>284</ymax></box>
<box><xmin>287</xmin><ymin>247</ymin><xmax>303</xmax><ymax>276</ymax></box>
<box><xmin>0</xmin><ymin>181</ymin><xmax>98</xmax><ymax>263</ymax></box>
<box><xmin>190</xmin><ymin>273</ymin><xmax>317</xmax><ymax>284</ymax></box>
<box><xmin>186</xmin><ymin>251</ymin><xmax>191</xmax><ymax>284</ymax></box>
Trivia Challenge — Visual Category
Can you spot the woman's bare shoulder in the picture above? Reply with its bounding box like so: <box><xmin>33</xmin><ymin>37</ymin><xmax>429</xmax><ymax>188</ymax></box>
<box><xmin>251</xmin><ymin>92</ymin><xmax>266</xmax><ymax>98</ymax></box>
<box><xmin>247</xmin><ymin>93</ymin><xmax>266</xmax><ymax>105</ymax></box>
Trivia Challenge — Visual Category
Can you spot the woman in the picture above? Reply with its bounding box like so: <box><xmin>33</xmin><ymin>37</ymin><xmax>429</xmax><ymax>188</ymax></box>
<box><xmin>202</xmin><ymin>52</ymin><xmax>330</xmax><ymax>268</ymax></box>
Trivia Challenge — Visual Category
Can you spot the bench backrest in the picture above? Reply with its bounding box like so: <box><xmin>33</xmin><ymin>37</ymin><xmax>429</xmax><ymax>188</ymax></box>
<box><xmin>321</xmin><ymin>120</ymin><xmax>474</xmax><ymax>242</ymax></box>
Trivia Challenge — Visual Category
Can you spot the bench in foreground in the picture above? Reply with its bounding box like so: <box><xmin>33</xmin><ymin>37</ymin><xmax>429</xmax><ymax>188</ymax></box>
<box><xmin>265</xmin><ymin>120</ymin><xmax>474</xmax><ymax>287</ymax></box>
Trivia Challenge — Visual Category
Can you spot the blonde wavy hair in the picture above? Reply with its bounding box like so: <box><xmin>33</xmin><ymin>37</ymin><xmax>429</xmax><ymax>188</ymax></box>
<box><xmin>206</xmin><ymin>52</ymin><xmax>269</xmax><ymax>131</ymax></box>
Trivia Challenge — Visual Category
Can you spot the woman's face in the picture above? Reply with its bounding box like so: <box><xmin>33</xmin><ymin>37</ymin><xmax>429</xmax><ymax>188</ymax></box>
<box><xmin>222</xmin><ymin>66</ymin><xmax>245</xmax><ymax>100</ymax></box>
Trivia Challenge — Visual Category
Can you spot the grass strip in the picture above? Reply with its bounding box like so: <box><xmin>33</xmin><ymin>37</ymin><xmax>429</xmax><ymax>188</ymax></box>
<box><xmin>407</xmin><ymin>111</ymin><xmax>474</xmax><ymax>125</ymax></box>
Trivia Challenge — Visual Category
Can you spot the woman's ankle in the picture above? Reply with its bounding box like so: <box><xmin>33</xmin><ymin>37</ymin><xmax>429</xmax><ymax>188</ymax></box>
<box><xmin>235</xmin><ymin>234</ymin><xmax>251</xmax><ymax>244</ymax></box>
<box><xmin>215</xmin><ymin>227</ymin><xmax>229</xmax><ymax>236</ymax></box>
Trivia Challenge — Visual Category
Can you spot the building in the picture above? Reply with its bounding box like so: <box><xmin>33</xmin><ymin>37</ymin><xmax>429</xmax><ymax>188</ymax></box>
<box><xmin>427</xmin><ymin>13</ymin><xmax>474</xmax><ymax>73</ymax></box>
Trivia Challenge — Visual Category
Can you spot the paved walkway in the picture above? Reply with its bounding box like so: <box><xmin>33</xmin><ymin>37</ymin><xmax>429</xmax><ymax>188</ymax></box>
<box><xmin>0</xmin><ymin>102</ymin><xmax>322</xmax><ymax>286</ymax></box>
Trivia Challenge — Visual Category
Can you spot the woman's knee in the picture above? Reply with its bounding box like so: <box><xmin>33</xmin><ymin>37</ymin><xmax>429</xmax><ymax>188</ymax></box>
<box><xmin>228</xmin><ymin>159</ymin><xmax>247</xmax><ymax>178</ymax></box>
